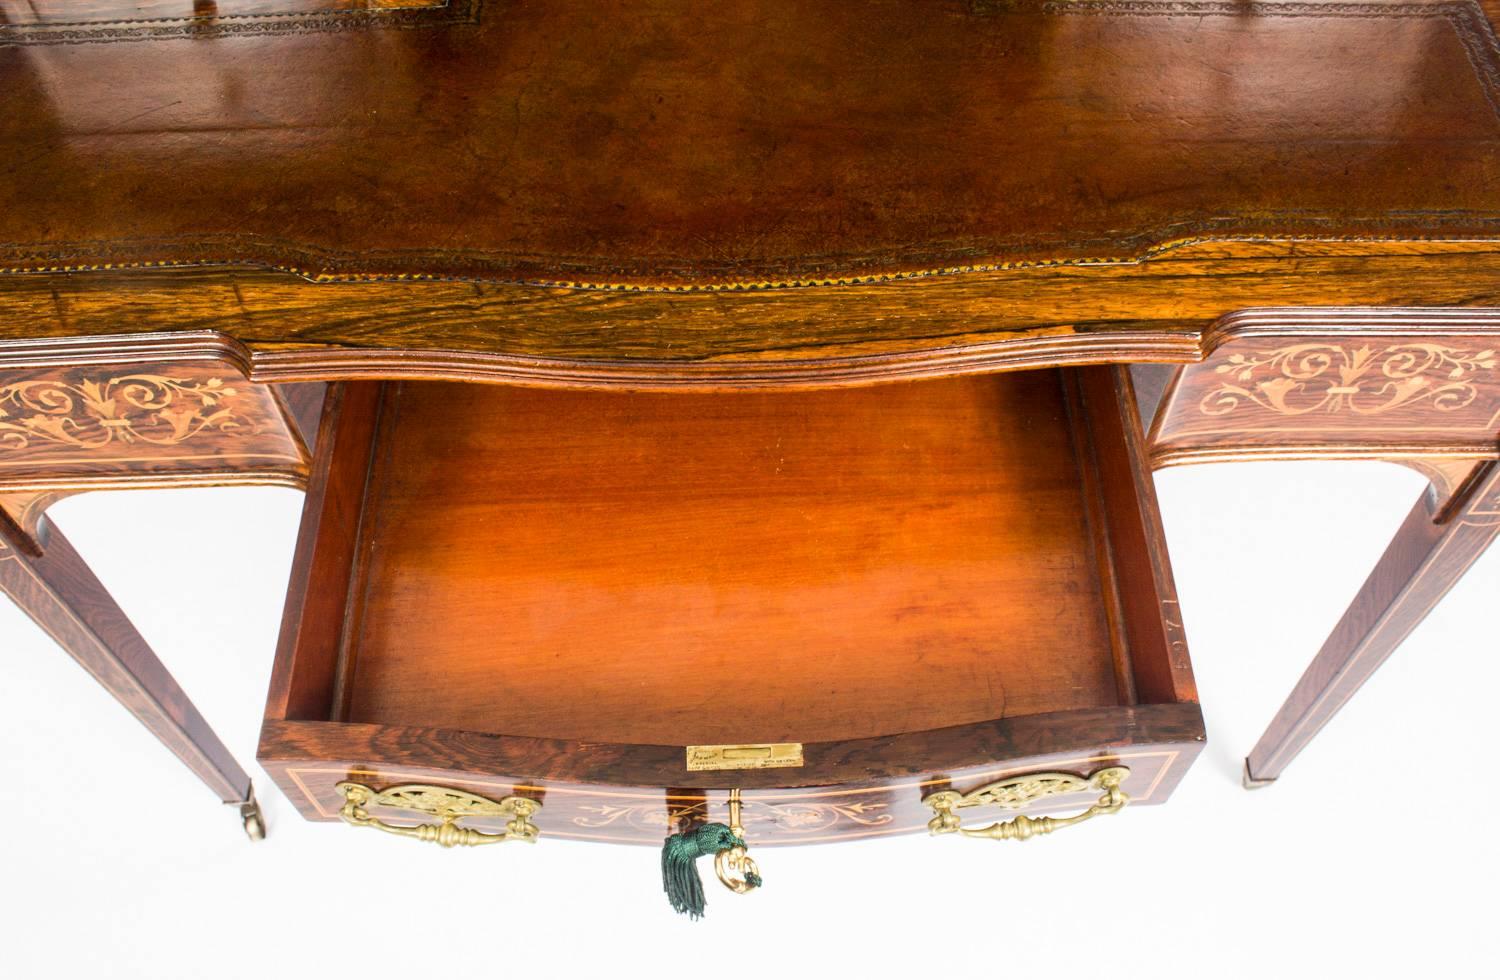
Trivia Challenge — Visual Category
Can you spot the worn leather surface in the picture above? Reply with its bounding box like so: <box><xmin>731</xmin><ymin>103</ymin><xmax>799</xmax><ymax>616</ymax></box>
<box><xmin>3</xmin><ymin>0</ymin><xmax>1499</xmax><ymax>285</ymax></box>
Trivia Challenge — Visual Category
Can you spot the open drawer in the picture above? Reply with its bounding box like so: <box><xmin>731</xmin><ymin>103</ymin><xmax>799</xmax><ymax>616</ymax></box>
<box><xmin>258</xmin><ymin>367</ymin><xmax>1203</xmax><ymax>848</ymax></box>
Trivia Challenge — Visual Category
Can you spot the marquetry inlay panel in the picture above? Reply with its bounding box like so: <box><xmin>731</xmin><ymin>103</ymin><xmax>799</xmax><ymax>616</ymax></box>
<box><xmin>0</xmin><ymin>364</ymin><xmax>307</xmax><ymax>490</ymax></box>
<box><xmin>570</xmin><ymin>798</ymin><xmax>895</xmax><ymax>834</ymax></box>
<box><xmin>1201</xmin><ymin>343</ymin><xmax>1496</xmax><ymax>419</ymax></box>
<box><xmin>1152</xmin><ymin>333</ymin><xmax>1500</xmax><ymax>465</ymax></box>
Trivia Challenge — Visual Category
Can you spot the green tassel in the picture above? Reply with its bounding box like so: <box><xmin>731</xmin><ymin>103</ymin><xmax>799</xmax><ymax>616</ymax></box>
<box><xmin>660</xmin><ymin>822</ymin><xmax>745</xmax><ymax>919</ymax></box>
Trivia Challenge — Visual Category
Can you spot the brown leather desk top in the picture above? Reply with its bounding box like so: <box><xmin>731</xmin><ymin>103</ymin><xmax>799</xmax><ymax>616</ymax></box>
<box><xmin>2</xmin><ymin>0</ymin><xmax>1498</xmax><ymax>380</ymax></box>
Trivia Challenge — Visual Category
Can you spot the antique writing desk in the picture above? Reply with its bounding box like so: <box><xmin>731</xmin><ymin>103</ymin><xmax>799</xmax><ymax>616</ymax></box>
<box><xmin>2</xmin><ymin>0</ymin><xmax>1498</xmax><ymax>879</ymax></box>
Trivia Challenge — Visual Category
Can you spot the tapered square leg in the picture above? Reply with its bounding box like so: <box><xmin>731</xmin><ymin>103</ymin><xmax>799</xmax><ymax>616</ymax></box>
<box><xmin>1244</xmin><ymin>461</ymin><xmax>1500</xmax><ymax>785</ymax></box>
<box><xmin>0</xmin><ymin>509</ymin><xmax>264</xmax><ymax>839</ymax></box>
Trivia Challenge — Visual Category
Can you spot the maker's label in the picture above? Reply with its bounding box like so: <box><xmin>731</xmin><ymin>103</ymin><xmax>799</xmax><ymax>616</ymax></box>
<box><xmin>685</xmin><ymin>743</ymin><xmax>805</xmax><ymax>772</ymax></box>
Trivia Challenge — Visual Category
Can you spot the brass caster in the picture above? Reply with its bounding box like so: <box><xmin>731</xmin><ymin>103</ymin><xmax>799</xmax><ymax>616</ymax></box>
<box><xmin>1242</xmin><ymin>759</ymin><xmax>1276</xmax><ymax>790</ymax></box>
<box><xmin>238</xmin><ymin>785</ymin><xmax>267</xmax><ymax>841</ymax></box>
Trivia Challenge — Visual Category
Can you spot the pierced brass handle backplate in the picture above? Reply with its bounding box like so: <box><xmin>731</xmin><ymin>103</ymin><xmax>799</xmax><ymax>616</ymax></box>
<box><xmin>923</xmin><ymin>766</ymin><xmax>1129</xmax><ymax>841</ymax></box>
<box><xmin>336</xmin><ymin>781</ymin><xmax>541</xmax><ymax>848</ymax></box>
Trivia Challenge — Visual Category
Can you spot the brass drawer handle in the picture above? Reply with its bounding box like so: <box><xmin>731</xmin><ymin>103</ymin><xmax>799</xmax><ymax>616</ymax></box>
<box><xmin>923</xmin><ymin>766</ymin><xmax>1129</xmax><ymax>841</ymax></box>
<box><xmin>336</xmin><ymin>781</ymin><xmax>541</xmax><ymax>848</ymax></box>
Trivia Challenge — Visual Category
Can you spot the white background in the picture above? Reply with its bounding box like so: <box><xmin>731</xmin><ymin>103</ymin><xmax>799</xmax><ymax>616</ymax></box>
<box><xmin>1</xmin><ymin>460</ymin><xmax>1494</xmax><ymax>978</ymax></box>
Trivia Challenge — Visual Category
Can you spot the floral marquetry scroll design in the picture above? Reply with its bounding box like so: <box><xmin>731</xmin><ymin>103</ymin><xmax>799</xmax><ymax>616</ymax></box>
<box><xmin>1200</xmin><ymin>344</ymin><xmax>1498</xmax><ymax>418</ymax></box>
<box><xmin>0</xmin><ymin>375</ymin><xmax>267</xmax><ymax>451</ymax></box>
<box><xmin>571</xmin><ymin>802</ymin><xmax>688</xmax><ymax>830</ymax></box>
<box><xmin>573</xmin><ymin>799</ymin><xmax>893</xmax><ymax>834</ymax></box>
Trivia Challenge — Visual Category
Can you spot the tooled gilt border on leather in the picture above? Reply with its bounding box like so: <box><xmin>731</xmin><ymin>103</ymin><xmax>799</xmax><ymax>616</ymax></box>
<box><xmin>0</xmin><ymin>0</ymin><xmax>481</xmax><ymax>46</ymax></box>
<box><xmin>6</xmin><ymin>211</ymin><xmax>1500</xmax><ymax>289</ymax></box>
<box><xmin>3</xmin><ymin>0</ymin><xmax>1500</xmax><ymax>289</ymax></box>
<box><xmin>1003</xmin><ymin>1</ymin><xmax>1500</xmax><ymax>122</ymax></box>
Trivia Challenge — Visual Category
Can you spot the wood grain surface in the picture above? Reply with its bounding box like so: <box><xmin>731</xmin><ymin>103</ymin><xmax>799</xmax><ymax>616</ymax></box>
<box><xmin>347</xmin><ymin>373</ymin><xmax>1119</xmax><ymax>745</ymax></box>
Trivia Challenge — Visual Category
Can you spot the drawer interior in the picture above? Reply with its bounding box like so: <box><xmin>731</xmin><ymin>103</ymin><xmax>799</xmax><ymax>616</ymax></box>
<box><xmin>268</xmin><ymin>367</ymin><xmax>1194</xmax><ymax>752</ymax></box>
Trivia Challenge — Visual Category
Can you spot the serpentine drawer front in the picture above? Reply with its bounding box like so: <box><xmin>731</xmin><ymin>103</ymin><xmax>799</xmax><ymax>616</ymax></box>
<box><xmin>257</xmin><ymin>366</ymin><xmax>1204</xmax><ymax>848</ymax></box>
